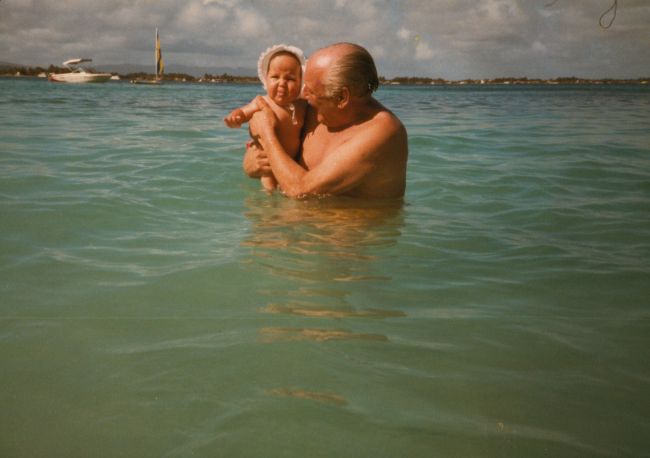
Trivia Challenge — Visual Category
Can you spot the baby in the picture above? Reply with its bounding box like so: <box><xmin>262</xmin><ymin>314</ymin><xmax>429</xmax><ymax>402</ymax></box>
<box><xmin>224</xmin><ymin>44</ymin><xmax>307</xmax><ymax>191</ymax></box>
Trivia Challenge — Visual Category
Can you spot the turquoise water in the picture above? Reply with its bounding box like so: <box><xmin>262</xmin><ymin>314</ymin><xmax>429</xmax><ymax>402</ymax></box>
<box><xmin>1</xmin><ymin>78</ymin><xmax>649</xmax><ymax>457</ymax></box>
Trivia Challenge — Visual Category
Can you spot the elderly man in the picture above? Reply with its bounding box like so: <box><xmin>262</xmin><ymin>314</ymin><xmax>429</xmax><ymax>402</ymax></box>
<box><xmin>245</xmin><ymin>42</ymin><xmax>408</xmax><ymax>199</ymax></box>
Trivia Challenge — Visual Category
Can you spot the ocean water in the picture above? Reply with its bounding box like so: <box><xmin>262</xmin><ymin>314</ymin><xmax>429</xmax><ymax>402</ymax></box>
<box><xmin>1</xmin><ymin>77</ymin><xmax>649</xmax><ymax>457</ymax></box>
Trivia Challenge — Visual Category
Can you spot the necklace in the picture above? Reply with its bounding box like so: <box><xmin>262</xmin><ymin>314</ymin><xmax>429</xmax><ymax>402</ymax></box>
<box><xmin>288</xmin><ymin>104</ymin><xmax>297</xmax><ymax>125</ymax></box>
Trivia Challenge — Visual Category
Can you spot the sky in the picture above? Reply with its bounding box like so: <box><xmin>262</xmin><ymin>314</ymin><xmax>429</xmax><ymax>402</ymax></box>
<box><xmin>1</xmin><ymin>0</ymin><xmax>649</xmax><ymax>79</ymax></box>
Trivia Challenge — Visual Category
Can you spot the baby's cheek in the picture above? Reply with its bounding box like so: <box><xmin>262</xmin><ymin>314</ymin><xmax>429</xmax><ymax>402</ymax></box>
<box><xmin>290</xmin><ymin>84</ymin><xmax>302</xmax><ymax>97</ymax></box>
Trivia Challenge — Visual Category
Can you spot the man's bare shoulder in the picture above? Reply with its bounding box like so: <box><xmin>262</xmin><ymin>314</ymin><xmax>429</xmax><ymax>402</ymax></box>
<box><xmin>375</xmin><ymin>102</ymin><xmax>404</xmax><ymax>123</ymax></box>
<box><xmin>360</xmin><ymin>105</ymin><xmax>407</xmax><ymax>148</ymax></box>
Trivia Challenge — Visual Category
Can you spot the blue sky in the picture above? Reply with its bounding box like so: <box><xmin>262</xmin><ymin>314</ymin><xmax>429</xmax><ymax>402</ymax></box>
<box><xmin>1</xmin><ymin>0</ymin><xmax>649</xmax><ymax>79</ymax></box>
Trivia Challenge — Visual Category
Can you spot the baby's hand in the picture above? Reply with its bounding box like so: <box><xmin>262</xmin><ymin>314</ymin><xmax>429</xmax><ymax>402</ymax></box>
<box><xmin>224</xmin><ymin>108</ymin><xmax>246</xmax><ymax>128</ymax></box>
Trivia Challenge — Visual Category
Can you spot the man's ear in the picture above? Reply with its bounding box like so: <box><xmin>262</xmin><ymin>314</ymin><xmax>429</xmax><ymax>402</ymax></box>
<box><xmin>337</xmin><ymin>87</ymin><xmax>350</xmax><ymax>108</ymax></box>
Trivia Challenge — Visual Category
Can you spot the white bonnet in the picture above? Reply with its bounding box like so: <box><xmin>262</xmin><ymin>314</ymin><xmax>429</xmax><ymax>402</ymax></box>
<box><xmin>257</xmin><ymin>44</ymin><xmax>306</xmax><ymax>89</ymax></box>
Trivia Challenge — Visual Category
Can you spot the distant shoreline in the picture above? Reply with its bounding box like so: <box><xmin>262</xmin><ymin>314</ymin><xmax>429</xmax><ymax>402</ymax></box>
<box><xmin>1</xmin><ymin>65</ymin><xmax>648</xmax><ymax>86</ymax></box>
<box><xmin>3</xmin><ymin>74</ymin><xmax>649</xmax><ymax>86</ymax></box>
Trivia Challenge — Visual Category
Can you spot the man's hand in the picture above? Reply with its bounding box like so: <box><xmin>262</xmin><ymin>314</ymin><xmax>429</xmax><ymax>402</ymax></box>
<box><xmin>243</xmin><ymin>140</ymin><xmax>272</xmax><ymax>178</ymax></box>
<box><xmin>249</xmin><ymin>96</ymin><xmax>278</xmax><ymax>143</ymax></box>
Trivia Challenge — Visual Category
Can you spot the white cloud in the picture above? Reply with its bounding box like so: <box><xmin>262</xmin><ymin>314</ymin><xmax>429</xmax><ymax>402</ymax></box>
<box><xmin>480</xmin><ymin>0</ymin><xmax>526</xmax><ymax>23</ymax></box>
<box><xmin>334</xmin><ymin>0</ymin><xmax>379</xmax><ymax>18</ymax></box>
<box><xmin>297</xmin><ymin>17</ymin><xmax>319</xmax><ymax>33</ymax></box>
<box><xmin>178</xmin><ymin>3</ymin><xmax>227</xmax><ymax>29</ymax></box>
<box><xmin>414</xmin><ymin>41</ymin><xmax>435</xmax><ymax>60</ymax></box>
<box><xmin>234</xmin><ymin>8</ymin><xmax>270</xmax><ymax>37</ymax></box>
<box><xmin>532</xmin><ymin>41</ymin><xmax>547</xmax><ymax>54</ymax></box>
<box><xmin>370</xmin><ymin>45</ymin><xmax>386</xmax><ymax>59</ymax></box>
<box><xmin>397</xmin><ymin>27</ymin><xmax>412</xmax><ymax>41</ymax></box>
<box><xmin>203</xmin><ymin>0</ymin><xmax>238</xmax><ymax>6</ymax></box>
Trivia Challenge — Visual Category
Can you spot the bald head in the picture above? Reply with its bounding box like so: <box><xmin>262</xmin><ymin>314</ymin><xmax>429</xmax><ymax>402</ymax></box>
<box><xmin>309</xmin><ymin>42</ymin><xmax>379</xmax><ymax>99</ymax></box>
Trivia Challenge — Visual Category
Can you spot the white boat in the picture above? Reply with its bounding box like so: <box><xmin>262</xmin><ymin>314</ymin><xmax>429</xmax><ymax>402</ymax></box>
<box><xmin>131</xmin><ymin>29</ymin><xmax>164</xmax><ymax>85</ymax></box>
<box><xmin>48</xmin><ymin>58</ymin><xmax>112</xmax><ymax>83</ymax></box>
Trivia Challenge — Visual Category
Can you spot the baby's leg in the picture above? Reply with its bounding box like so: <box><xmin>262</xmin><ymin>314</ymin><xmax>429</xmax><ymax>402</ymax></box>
<box><xmin>261</xmin><ymin>175</ymin><xmax>277</xmax><ymax>191</ymax></box>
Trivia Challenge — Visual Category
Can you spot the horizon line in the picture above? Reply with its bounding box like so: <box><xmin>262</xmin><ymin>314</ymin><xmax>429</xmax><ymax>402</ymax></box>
<box><xmin>1</xmin><ymin>61</ymin><xmax>649</xmax><ymax>82</ymax></box>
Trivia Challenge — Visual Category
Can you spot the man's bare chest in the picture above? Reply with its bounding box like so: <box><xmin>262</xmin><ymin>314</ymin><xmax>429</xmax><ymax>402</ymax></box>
<box><xmin>301</xmin><ymin>125</ymin><xmax>355</xmax><ymax>169</ymax></box>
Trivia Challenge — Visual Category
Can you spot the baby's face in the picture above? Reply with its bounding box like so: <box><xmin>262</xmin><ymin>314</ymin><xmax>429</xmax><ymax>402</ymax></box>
<box><xmin>265</xmin><ymin>53</ymin><xmax>302</xmax><ymax>106</ymax></box>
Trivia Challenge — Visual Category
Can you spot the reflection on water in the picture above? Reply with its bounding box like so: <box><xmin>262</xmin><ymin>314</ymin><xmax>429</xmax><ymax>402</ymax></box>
<box><xmin>259</xmin><ymin>327</ymin><xmax>389</xmax><ymax>343</ymax></box>
<box><xmin>241</xmin><ymin>194</ymin><xmax>407</xmax><ymax>320</ymax></box>
<box><xmin>242</xmin><ymin>195</ymin><xmax>405</xmax><ymax>406</ymax></box>
<box><xmin>242</xmin><ymin>194</ymin><xmax>405</xmax><ymax>256</ymax></box>
<box><xmin>268</xmin><ymin>387</ymin><xmax>348</xmax><ymax>406</ymax></box>
<box><xmin>262</xmin><ymin>304</ymin><xmax>406</xmax><ymax>319</ymax></box>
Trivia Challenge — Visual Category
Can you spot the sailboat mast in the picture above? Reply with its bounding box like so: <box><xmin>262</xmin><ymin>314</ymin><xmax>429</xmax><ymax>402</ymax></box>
<box><xmin>155</xmin><ymin>28</ymin><xmax>158</xmax><ymax>80</ymax></box>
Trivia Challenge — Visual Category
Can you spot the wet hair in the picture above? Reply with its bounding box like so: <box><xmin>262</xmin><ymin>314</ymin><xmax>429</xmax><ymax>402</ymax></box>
<box><xmin>322</xmin><ymin>43</ymin><xmax>379</xmax><ymax>99</ymax></box>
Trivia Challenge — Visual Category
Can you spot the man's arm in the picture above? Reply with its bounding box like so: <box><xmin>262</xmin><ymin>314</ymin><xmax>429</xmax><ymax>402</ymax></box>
<box><xmin>249</xmin><ymin>97</ymin><xmax>400</xmax><ymax>198</ymax></box>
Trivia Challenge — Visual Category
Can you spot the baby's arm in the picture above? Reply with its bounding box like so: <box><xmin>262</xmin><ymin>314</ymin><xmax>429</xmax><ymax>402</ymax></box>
<box><xmin>223</xmin><ymin>99</ymin><xmax>261</xmax><ymax>128</ymax></box>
